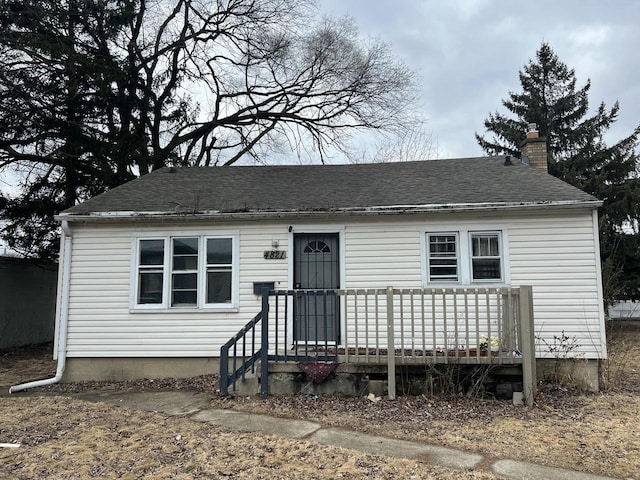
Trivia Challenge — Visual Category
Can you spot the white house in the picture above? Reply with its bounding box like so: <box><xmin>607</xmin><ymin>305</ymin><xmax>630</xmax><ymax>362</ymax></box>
<box><xmin>11</xmin><ymin>133</ymin><xmax>606</xmax><ymax>397</ymax></box>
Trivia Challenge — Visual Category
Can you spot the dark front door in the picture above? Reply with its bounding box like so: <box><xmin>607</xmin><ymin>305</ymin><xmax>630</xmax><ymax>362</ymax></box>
<box><xmin>293</xmin><ymin>233</ymin><xmax>340</xmax><ymax>343</ymax></box>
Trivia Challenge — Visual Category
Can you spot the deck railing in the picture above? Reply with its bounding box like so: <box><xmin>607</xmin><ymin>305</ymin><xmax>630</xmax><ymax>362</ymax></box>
<box><xmin>220</xmin><ymin>286</ymin><xmax>536</xmax><ymax>405</ymax></box>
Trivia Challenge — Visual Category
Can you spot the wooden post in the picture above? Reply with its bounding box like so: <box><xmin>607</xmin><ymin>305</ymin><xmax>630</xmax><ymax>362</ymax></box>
<box><xmin>260</xmin><ymin>289</ymin><xmax>270</xmax><ymax>400</ymax></box>
<box><xmin>386</xmin><ymin>286</ymin><xmax>396</xmax><ymax>400</ymax></box>
<box><xmin>518</xmin><ymin>286</ymin><xmax>536</xmax><ymax>406</ymax></box>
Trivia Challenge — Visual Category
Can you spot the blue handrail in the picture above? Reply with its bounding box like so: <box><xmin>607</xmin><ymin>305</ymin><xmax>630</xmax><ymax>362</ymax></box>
<box><xmin>219</xmin><ymin>311</ymin><xmax>263</xmax><ymax>396</ymax></box>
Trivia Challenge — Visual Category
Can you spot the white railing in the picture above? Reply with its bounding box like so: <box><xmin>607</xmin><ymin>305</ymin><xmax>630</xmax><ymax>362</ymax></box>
<box><xmin>265</xmin><ymin>285</ymin><xmax>536</xmax><ymax>405</ymax></box>
<box><xmin>338</xmin><ymin>287</ymin><xmax>522</xmax><ymax>365</ymax></box>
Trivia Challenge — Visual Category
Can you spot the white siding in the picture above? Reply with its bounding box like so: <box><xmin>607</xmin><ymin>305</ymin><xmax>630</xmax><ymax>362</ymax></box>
<box><xmin>64</xmin><ymin>208</ymin><xmax>605</xmax><ymax>359</ymax></box>
<box><xmin>66</xmin><ymin>222</ymin><xmax>290</xmax><ymax>357</ymax></box>
<box><xmin>507</xmin><ymin>211</ymin><xmax>605</xmax><ymax>358</ymax></box>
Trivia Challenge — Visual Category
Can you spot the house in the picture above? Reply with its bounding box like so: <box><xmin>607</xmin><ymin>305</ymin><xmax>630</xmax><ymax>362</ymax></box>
<box><xmin>12</xmin><ymin>130</ymin><xmax>606</xmax><ymax>398</ymax></box>
<box><xmin>608</xmin><ymin>300</ymin><xmax>640</xmax><ymax>319</ymax></box>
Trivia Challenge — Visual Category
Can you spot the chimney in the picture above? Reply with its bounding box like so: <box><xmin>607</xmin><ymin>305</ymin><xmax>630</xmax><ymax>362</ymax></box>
<box><xmin>520</xmin><ymin>123</ymin><xmax>548</xmax><ymax>172</ymax></box>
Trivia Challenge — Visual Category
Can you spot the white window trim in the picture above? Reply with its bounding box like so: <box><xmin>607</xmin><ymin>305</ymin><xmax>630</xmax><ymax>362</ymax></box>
<box><xmin>426</xmin><ymin>232</ymin><xmax>460</xmax><ymax>283</ymax></box>
<box><xmin>171</xmin><ymin>236</ymin><xmax>200</xmax><ymax>308</ymax></box>
<box><xmin>130</xmin><ymin>231</ymin><xmax>239</xmax><ymax>313</ymax></box>
<box><xmin>421</xmin><ymin>225</ymin><xmax>510</xmax><ymax>287</ymax></box>
<box><xmin>469</xmin><ymin>230</ymin><xmax>503</xmax><ymax>283</ymax></box>
<box><xmin>201</xmin><ymin>235</ymin><xmax>239</xmax><ymax>309</ymax></box>
<box><xmin>132</xmin><ymin>237</ymin><xmax>169</xmax><ymax>310</ymax></box>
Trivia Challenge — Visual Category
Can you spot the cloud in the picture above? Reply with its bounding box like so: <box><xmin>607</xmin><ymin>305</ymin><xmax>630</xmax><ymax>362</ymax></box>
<box><xmin>321</xmin><ymin>0</ymin><xmax>639</xmax><ymax>158</ymax></box>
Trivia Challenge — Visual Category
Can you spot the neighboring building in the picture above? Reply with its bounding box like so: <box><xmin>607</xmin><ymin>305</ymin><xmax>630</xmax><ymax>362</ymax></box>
<box><xmin>51</xmin><ymin>135</ymin><xmax>606</xmax><ymax>392</ymax></box>
<box><xmin>608</xmin><ymin>301</ymin><xmax>640</xmax><ymax>320</ymax></box>
<box><xmin>0</xmin><ymin>256</ymin><xmax>58</xmax><ymax>349</ymax></box>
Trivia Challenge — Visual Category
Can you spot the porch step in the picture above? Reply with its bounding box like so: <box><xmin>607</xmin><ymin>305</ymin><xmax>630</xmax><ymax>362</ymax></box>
<box><xmin>226</xmin><ymin>373</ymin><xmax>260</xmax><ymax>396</ymax></box>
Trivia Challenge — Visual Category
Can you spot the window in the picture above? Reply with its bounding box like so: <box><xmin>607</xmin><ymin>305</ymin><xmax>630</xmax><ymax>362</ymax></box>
<box><xmin>304</xmin><ymin>240</ymin><xmax>331</xmax><ymax>253</ymax></box>
<box><xmin>137</xmin><ymin>239</ymin><xmax>165</xmax><ymax>304</ymax></box>
<box><xmin>171</xmin><ymin>238</ymin><xmax>199</xmax><ymax>306</ymax></box>
<box><xmin>470</xmin><ymin>232</ymin><xmax>502</xmax><ymax>281</ymax></box>
<box><xmin>424</xmin><ymin>229</ymin><xmax>506</xmax><ymax>285</ymax></box>
<box><xmin>134</xmin><ymin>234</ymin><xmax>237</xmax><ymax>310</ymax></box>
<box><xmin>427</xmin><ymin>233</ymin><xmax>458</xmax><ymax>282</ymax></box>
<box><xmin>206</xmin><ymin>238</ymin><xmax>233</xmax><ymax>304</ymax></box>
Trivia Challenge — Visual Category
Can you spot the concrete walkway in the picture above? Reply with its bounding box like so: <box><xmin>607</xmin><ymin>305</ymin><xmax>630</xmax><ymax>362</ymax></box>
<box><xmin>74</xmin><ymin>390</ymin><xmax>618</xmax><ymax>480</ymax></box>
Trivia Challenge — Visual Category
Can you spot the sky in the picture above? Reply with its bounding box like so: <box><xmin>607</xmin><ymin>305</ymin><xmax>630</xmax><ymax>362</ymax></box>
<box><xmin>2</xmin><ymin>1</ymin><xmax>638</xmax><ymax>253</ymax></box>
<box><xmin>319</xmin><ymin>0</ymin><xmax>640</xmax><ymax>159</ymax></box>
<box><xmin>1</xmin><ymin>1</ymin><xmax>638</xmax><ymax>192</ymax></box>
<box><xmin>1</xmin><ymin>1</ymin><xmax>638</xmax><ymax>252</ymax></box>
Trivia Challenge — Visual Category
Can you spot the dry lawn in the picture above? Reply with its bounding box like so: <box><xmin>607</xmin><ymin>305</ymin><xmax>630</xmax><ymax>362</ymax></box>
<box><xmin>1</xmin><ymin>321</ymin><xmax>639</xmax><ymax>479</ymax></box>
<box><xmin>0</xmin><ymin>396</ymin><xmax>494</xmax><ymax>480</ymax></box>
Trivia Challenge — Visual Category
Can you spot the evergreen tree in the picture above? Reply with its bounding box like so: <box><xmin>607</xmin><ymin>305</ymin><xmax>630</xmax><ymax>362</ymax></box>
<box><xmin>476</xmin><ymin>42</ymin><xmax>640</xmax><ymax>303</ymax></box>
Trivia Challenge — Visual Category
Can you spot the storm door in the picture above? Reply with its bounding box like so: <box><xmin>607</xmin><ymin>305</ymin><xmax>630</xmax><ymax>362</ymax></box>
<box><xmin>293</xmin><ymin>233</ymin><xmax>340</xmax><ymax>343</ymax></box>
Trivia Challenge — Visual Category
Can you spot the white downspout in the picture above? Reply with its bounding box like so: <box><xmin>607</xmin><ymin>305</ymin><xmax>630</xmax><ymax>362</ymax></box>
<box><xmin>9</xmin><ymin>221</ymin><xmax>73</xmax><ymax>393</ymax></box>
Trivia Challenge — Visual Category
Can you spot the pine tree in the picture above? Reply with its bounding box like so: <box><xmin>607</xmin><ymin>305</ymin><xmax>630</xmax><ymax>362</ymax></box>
<box><xmin>476</xmin><ymin>42</ymin><xmax>640</xmax><ymax>302</ymax></box>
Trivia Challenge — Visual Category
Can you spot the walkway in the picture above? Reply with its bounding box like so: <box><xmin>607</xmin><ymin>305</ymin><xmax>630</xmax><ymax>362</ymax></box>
<box><xmin>74</xmin><ymin>390</ymin><xmax>617</xmax><ymax>480</ymax></box>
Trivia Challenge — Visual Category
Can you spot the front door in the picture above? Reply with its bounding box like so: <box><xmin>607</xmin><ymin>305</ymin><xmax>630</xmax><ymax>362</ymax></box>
<box><xmin>293</xmin><ymin>233</ymin><xmax>340</xmax><ymax>343</ymax></box>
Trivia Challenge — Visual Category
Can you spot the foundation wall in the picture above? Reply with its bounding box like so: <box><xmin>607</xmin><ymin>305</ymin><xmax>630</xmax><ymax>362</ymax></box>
<box><xmin>63</xmin><ymin>357</ymin><xmax>601</xmax><ymax>393</ymax></box>
<box><xmin>63</xmin><ymin>357</ymin><xmax>220</xmax><ymax>382</ymax></box>
<box><xmin>536</xmin><ymin>358</ymin><xmax>600</xmax><ymax>392</ymax></box>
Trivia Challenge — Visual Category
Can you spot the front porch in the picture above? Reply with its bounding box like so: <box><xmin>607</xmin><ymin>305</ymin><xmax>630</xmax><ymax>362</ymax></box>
<box><xmin>220</xmin><ymin>286</ymin><xmax>536</xmax><ymax>405</ymax></box>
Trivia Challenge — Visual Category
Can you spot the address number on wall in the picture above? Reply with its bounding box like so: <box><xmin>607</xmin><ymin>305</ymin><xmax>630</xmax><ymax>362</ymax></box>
<box><xmin>264</xmin><ymin>250</ymin><xmax>286</xmax><ymax>260</ymax></box>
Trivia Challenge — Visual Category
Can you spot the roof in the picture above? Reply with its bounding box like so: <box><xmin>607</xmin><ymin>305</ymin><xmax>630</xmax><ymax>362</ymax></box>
<box><xmin>60</xmin><ymin>157</ymin><xmax>599</xmax><ymax>220</ymax></box>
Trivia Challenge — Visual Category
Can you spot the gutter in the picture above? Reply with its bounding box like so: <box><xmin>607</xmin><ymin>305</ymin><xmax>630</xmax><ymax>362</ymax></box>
<box><xmin>9</xmin><ymin>221</ymin><xmax>73</xmax><ymax>393</ymax></box>
<box><xmin>57</xmin><ymin>199</ymin><xmax>603</xmax><ymax>223</ymax></box>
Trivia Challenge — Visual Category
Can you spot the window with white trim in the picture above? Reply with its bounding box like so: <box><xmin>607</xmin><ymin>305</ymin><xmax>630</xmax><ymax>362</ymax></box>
<box><xmin>424</xmin><ymin>229</ymin><xmax>505</xmax><ymax>285</ymax></box>
<box><xmin>427</xmin><ymin>233</ymin><xmax>459</xmax><ymax>282</ymax></box>
<box><xmin>137</xmin><ymin>239</ymin><xmax>165</xmax><ymax>304</ymax></box>
<box><xmin>171</xmin><ymin>237</ymin><xmax>199</xmax><ymax>306</ymax></box>
<box><xmin>205</xmin><ymin>237</ymin><xmax>233</xmax><ymax>305</ymax></box>
<box><xmin>134</xmin><ymin>235</ymin><xmax>237</xmax><ymax>309</ymax></box>
<box><xmin>470</xmin><ymin>232</ymin><xmax>502</xmax><ymax>282</ymax></box>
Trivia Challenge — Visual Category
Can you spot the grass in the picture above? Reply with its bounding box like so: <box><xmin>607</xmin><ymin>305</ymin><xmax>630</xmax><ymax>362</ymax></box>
<box><xmin>0</xmin><ymin>397</ymin><xmax>494</xmax><ymax>479</ymax></box>
<box><xmin>1</xmin><ymin>321</ymin><xmax>639</xmax><ymax>479</ymax></box>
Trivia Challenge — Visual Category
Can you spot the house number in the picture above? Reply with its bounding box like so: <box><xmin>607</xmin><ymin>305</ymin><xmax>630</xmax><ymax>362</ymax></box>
<box><xmin>264</xmin><ymin>250</ymin><xmax>286</xmax><ymax>260</ymax></box>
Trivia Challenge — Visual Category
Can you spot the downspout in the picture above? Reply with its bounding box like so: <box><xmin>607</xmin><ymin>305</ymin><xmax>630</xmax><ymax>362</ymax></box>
<box><xmin>9</xmin><ymin>221</ymin><xmax>73</xmax><ymax>393</ymax></box>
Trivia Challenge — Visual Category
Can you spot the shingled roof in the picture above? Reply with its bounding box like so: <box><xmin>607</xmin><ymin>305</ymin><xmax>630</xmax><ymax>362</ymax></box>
<box><xmin>61</xmin><ymin>157</ymin><xmax>599</xmax><ymax>219</ymax></box>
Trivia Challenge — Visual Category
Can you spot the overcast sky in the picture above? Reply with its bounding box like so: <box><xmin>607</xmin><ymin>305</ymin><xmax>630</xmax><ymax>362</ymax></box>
<box><xmin>320</xmin><ymin>0</ymin><xmax>640</xmax><ymax>159</ymax></box>
<box><xmin>1</xmin><ymin>1</ymin><xmax>638</xmax><ymax>194</ymax></box>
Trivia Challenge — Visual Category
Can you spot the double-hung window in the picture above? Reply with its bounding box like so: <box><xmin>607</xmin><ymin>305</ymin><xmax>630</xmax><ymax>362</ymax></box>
<box><xmin>133</xmin><ymin>234</ymin><xmax>237</xmax><ymax>310</ymax></box>
<box><xmin>137</xmin><ymin>239</ymin><xmax>166</xmax><ymax>305</ymax></box>
<box><xmin>205</xmin><ymin>238</ymin><xmax>233</xmax><ymax>305</ymax></box>
<box><xmin>424</xmin><ymin>229</ymin><xmax>506</xmax><ymax>285</ymax></box>
<box><xmin>470</xmin><ymin>232</ymin><xmax>502</xmax><ymax>282</ymax></box>
<box><xmin>171</xmin><ymin>238</ymin><xmax>199</xmax><ymax>306</ymax></box>
<box><xmin>427</xmin><ymin>233</ymin><xmax>459</xmax><ymax>282</ymax></box>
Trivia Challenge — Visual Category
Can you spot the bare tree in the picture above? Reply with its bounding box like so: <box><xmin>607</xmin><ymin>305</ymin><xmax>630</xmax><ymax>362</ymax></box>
<box><xmin>0</xmin><ymin>0</ymin><xmax>417</xmax><ymax>259</ymax></box>
<box><xmin>117</xmin><ymin>0</ymin><xmax>418</xmax><ymax>168</ymax></box>
<box><xmin>348</xmin><ymin>117</ymin><xmax>438</xmax><ymax>164</ymax></box>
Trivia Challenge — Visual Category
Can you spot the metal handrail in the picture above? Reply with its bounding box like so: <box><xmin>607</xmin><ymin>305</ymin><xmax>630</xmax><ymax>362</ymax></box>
<box><xmin>219</xmin><ymin>312</ymin><xmax>263</xmax><ymax>395</ymax></box>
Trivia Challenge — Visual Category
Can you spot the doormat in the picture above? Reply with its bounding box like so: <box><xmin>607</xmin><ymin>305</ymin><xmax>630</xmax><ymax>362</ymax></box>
<box><xmin>297</xmin><ymin>361</ymin><xmax>339</xmax><ymax>384</ymax></box>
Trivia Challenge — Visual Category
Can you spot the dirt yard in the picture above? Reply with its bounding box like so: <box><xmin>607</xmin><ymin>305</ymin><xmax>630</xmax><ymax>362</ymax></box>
<box><xmin>1</xmin><ymin>321</ymin><xmax>639</xmax><ymax>479</ymax></box>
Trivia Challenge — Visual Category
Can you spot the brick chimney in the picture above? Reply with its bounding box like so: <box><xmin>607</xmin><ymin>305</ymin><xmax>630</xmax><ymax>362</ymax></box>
<box><xmin>520</xmin><ymin>123</ymin><xmax>548</xmax><ymax>172</ymax></box>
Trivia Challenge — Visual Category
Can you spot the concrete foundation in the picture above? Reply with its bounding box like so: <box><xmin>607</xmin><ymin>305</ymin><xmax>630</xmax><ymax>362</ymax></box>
<box><xmin>536</xmin><ymin>358</ymin><xmax>600</xmax><ymax>392</ymax></box>
<box><xmin>263</xmin><ymin>363</ymin><xmax>387</xmax><ymax>396</ymax></box>
<box><xmin>63</xmin><ymin>356</ymin><xmax>601</xmax><ymax>394</ymax></box>
<box><xmin>63</xmin><ymin>357</ymin><xmax>220</xmax><ymax>382</ymax></box>
<box><xmin>249</xmin><ymin>363</ymin><xmax>527</xmax><ymax>398</ymax></box>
